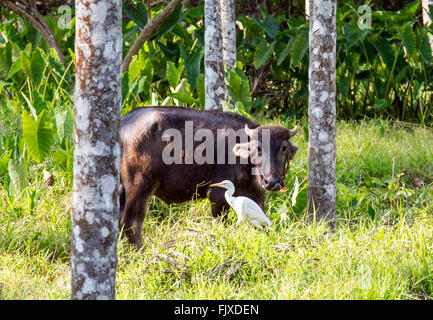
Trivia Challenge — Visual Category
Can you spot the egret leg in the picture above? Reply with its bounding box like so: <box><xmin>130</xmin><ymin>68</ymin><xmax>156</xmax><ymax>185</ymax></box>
<box><xmin>209</xmin><ymin>187</ymin><xmax>230</xmax><ymax>221</ymax></box>
<box><xmin>250</xmin><ymin>220</ymin><xmax>264</xmax><ymax>230</ymax></box>
<box><xmin>235</xmin><ymin>217</ymin><xmax>244</xmax><ymax>228</ymax></box>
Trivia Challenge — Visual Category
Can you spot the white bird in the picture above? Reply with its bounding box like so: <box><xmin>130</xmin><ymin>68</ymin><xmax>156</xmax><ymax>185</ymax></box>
<box><xmin>210</xmin><ymin>180</ymin><xmax>272</xmax><ymax>230</ymax></box>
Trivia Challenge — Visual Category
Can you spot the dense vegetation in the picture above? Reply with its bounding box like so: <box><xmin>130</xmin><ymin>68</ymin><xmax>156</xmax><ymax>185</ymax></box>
<box><xmin>0</xmin><ymin>0</ymin><xmax>432</xmax><ymax>299</ymax></box>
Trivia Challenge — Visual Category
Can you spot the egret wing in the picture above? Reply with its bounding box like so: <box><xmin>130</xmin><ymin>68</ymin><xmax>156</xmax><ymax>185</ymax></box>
<box><xmin>239</xmin><ymin>197</ymin><xmax>268</xmax><ymax>221</ymax></box>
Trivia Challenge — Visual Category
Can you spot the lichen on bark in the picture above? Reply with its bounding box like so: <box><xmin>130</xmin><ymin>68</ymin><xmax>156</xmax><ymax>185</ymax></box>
<box><xmin>307</xmin><ymin>0</ymin><xmax>337</xmax><ymax>222</ymax></box>
<box><xmin>204</xmin><ymin>0</ymin><xmax>227</xmax><ymax>110</ymax></box>
<box><xmin>72</xmin><ymin>0</ymin><xmax>122</xmax><ymax>300</ymax></box>
<box><xmin>221</xmin><ymin>0</ymin><xmax>236</xmax><ymax>69</ymax></box>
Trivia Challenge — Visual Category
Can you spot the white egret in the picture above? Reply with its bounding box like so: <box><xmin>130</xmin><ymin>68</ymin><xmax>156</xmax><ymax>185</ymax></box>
<box><xmin>210</xmin><ymin>180</ymin><xmax>272</xmax><ymax>229</ymax></box>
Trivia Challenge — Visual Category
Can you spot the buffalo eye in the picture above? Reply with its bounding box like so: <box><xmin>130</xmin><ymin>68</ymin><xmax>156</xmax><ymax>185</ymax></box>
<box><xmin>256</xmin><ymin>145</ymin><xmax>262</xmax><ymax>157</ymax></box>
<box><xmin>280</xmin><ymin>142</ymin><xmax>289</xmax><ymax>153</ymax></box>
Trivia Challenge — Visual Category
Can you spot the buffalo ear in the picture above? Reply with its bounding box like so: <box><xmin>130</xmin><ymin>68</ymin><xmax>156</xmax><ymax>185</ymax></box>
<box><xmin>289</xmin><ymin>144</ymin><xmax>298</xmax><ymax>158</ymax></box>
<box><xmin>233</xmin><ymin>141</ymin><xmax>256</xmax><ymax>159</ymax></box>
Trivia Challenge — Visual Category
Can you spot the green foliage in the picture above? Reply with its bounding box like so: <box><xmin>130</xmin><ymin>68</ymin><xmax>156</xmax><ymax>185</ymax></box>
<box><xmin>253</xmin><ymin>40</ymin><xmax>275</xmax><ymax>68</ymax></box>
<box><xmin>290</xmin><ymin>31</ymin><xmax>309</xmax><ymax>67</ymax></box>
<box><xmin>180</xmin><ymin>46</ymin><xmax>203</xmax><ymax>91</ymax></box>
<box><xmin>226</xmin><ymin>67</ymin><xmax>252</xmax><ymax>113</ymax></box>
<box><xmin>22</xmin><ymin>110</ymin><xmax>54</xmax><ymax>163</ymax></box>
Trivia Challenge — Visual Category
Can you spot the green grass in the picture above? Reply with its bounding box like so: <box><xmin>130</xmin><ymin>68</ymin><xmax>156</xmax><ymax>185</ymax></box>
<box><xmin>0</xmin><ymin>120</ymin><xmax>432</xmax><ymax>299</ymax></box>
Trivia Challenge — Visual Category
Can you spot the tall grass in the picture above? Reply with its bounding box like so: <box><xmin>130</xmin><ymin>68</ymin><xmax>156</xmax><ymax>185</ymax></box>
<box><xmin>0</xmin><ymin>120</ymin><xmax>432</xmax><ymax>299</ymax></box>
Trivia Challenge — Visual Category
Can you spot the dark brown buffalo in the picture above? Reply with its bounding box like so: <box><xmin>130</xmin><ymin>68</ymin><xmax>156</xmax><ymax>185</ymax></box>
<box><xmin>119</xmin><ymin>106</ymin><xmax>298</xmax><ymax>247</ymax></box>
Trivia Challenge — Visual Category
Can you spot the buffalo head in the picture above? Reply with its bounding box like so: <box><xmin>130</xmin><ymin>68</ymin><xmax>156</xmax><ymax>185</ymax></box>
<box><xmin>233</xmin><ymin>124</ymin><xmax>298</xmax><ymax>191</ymax></box>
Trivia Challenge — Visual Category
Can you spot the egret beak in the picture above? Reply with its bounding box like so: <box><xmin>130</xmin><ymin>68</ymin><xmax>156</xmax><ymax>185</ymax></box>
<box><xmin>210</xmin><ymin>183</ymin><xmax>224</xmax><ymax>187</ymax></box>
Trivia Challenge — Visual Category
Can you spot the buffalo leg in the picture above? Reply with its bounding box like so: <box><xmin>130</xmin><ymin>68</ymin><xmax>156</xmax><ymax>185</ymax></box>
<box><xmin>120</xmin><ymin>174</ymin><xmax>155</xmax><ymax>248</ymax></box>
<box><xmin>209</xmin><ymin>188</ymin><xmax>230</xmax><ymax>221</ymax></box>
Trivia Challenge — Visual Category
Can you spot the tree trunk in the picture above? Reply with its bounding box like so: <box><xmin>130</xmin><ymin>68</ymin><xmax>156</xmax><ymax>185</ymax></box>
<box><xmin>204</xmin><ymin>0</ymin><xmax>227</xmax><ymax>110</ymax></box>
<box><xmin>220</xmin><ymin>0</ymin><xmax>236</xmax><ymax>69</ymax></box>
<box><xmin>71</xmin><ymin>0</ymin><xmax>122</xmax><ymax>300</ymax></box>
<box><xmin>305</xmin><ymin>0</ymin><xmax>309</xmax><ymax>18</ymax></box>
<box><xmin>422</xmin><ymin>0</ymin><xmax>433</xmax><ymax>51</ymax></box>
<box><xmin>307</xmin><ymin>0</ymin><xmax>337</xmax><ymax>223</ymax></box>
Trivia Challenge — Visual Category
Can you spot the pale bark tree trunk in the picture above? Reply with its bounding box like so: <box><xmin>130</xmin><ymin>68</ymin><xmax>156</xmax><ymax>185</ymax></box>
<box><xmin>422</xmin><ymin>0</ymin><xmax>433</xmax><ymax>51</ymax></box>
<box><xmin>71</xmin><ymin>0</ymin><xmax>122</xmax><ymax>300</ymax></box>
<box><xmin>220</xmin><ymin>0</ymin><xmax>236</xmax><ymax>69</ymax></box>
<box><xmin>307</xmin><ymin>0</ymin><xmax>337</xmax><ymax>223</ymax></box>
<box><xmin>204</xmin><ymin>0</ymin><xmax>227</xmax><ymax>110</ymax></box>
<box><xmin>305</xmin><ymin>0</ymin><xmax>309</xmax><ymax>19</ymax></box>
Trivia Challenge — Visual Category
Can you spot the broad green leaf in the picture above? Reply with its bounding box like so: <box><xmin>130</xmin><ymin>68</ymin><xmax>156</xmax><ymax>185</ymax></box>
<box><xmin>48</xmin><ymin>54</ymin><xmax>65</xmax><ymax>77</ymax></box>
<box><xmin>54</xmin><ymin>149</ymin><xmax>68</xmax><ymax>169</ymax></box>
<box><xmin>372</xmin><ymin>98</ymin><xmax>389</xmax><ymax>110</ymax></box>
<box><xmin>31</xmin><ymin>48</ymin><xmax>45</xmax><ymax>87</ymax></box>
<box><xmin>413</xmin><ymin>80</ymin><xmax>424</xmax><ymax>100</ymax></box>
<box><xmin>167</xmin><ymin>92</ymin><xmax>198</xmax><ymax>104</ymax></box>
<box><xmin>8</xmin><ymin>158</ymin><xmax>27</xmax><ymax>197</ymax></box>
<box><xmin>0</xmin><ymin>151</ymin><xmax>12</xmax><ymax>176</ymax></box>
<box><xmin>63</xmin><ymin>108</ymin><xmax>74</xmax><ymax>140</ymax></box>
<box><xmin>420</xmin><ymin>34</ymin><xmax>433</xmax><ymax>65</ymax></box>
<box><xmin>252</xmin><ymin>15</ymin><xmax>280</xmax><ymax>39</ymax></box>
<box><xmin>33</xmin><ymin>90</ymin><xmax>48</xmax><ymax>115</ymax></box>
<box><xmin>151</xmin><ymin>55</ymin><xmax>167</xmax><ymax>79</ymax></box>
<box><xmin>55</xmin><ymin>107</ymin><xmax>74</xmax><ymax>142</ymax></box>
<box><xmin>372</xmin><ymin>40</ymin><xmax>395</xmax><ymax>71</ymax></box>
<box><xmin>22</xmin><ymin>110</ymin><xmax>54</xmax><ymax>163</ymax></box>
<box><xmin>7</xmin><ymin>58</ymin><xmax>22</xmax><ymax>79</ymax></box>
<box><xmin>157</xmin><ymin>41</ymin><xmax>180</xmax><ymax>61</ymax></box>
<box><xmin>0</xmin><ymin>42</ymin><xmax>12</xmax><ymax>77</ymax></box>
<box><xmin>400</xmin><ymin>26</ymin><xmax>416</xmax><ymax>58</ymax></box>
<box><xmin>128</xmin><ymin>56</ymin><xmax>142</xmax><ymax>85</ymax></box>
<box><xmin>290</xmin><ymin>31</ymin><xmax>308</xmax><ymax>66</ymax></box>
<box><xmin>154</xmin><ymin>4</ymin><xmax>184</xmax><ymax>40</ymax></box>
<box><xmin>234</xmin><ymin>101</ymin><xmax>251</xmax><ymax>119</ymax></box>
<box><xmin>277</xmin><ymin>40</ymin><xmax>292</xmax><ymax>66</ymax></box>
<box><xmin>181</xmin><ymin>47</ymin><xmax>203</xmax><ymax>91</ymax></box>
<box><xmin>140</xmin><ymin>58</ymin><xmax>153</xmax><ymax>99</ymax></box>
<box><xmin>254</xmin><ymin>40</ymin><xmax>275</xmax><ymax>68</ymax></box>
<box><xmin>166</xmin><ymin>61</ymin><xmax>182</xmax><ymax>88</ymax></box>
<box><xmin>338</xmin><ymin>78</ymin><xmax>350</xmax><ymax>98</ymax></box>
<box><xmin>395</xmin><ymin>66</ymin><xmax>408</xmax><ymax>84</ymax></box>
<box><xmin>226</xmin><ymin>69</ymin><xmax>252</xmax><ymax>112</ymax></box>
<box><xmin>21</xmin><ymin>92</ymin><xmax>37</xmax><ymax>119</ymax></box>
<box><xmin>20</xmin><ymin>51</ymin><xmax>32</xmax><ymax>79</ymax></box>
<box><xmin>123</xmin><ymin>2</ymin><xmax>147</xmax><ymax>30</ymax></box>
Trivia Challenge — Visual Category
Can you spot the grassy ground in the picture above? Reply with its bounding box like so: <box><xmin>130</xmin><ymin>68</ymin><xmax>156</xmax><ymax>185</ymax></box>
<box><xmin>0</xmin><ymin>120</ymin><xmax>432</xmax><ymax>299</ymax></box>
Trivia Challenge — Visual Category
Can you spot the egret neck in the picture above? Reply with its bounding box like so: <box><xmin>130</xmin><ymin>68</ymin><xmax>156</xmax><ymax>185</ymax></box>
<box><xmin>223</xmin><ymin>184</ymin><xmax>236</xmax><ymax>207</ymax></box>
